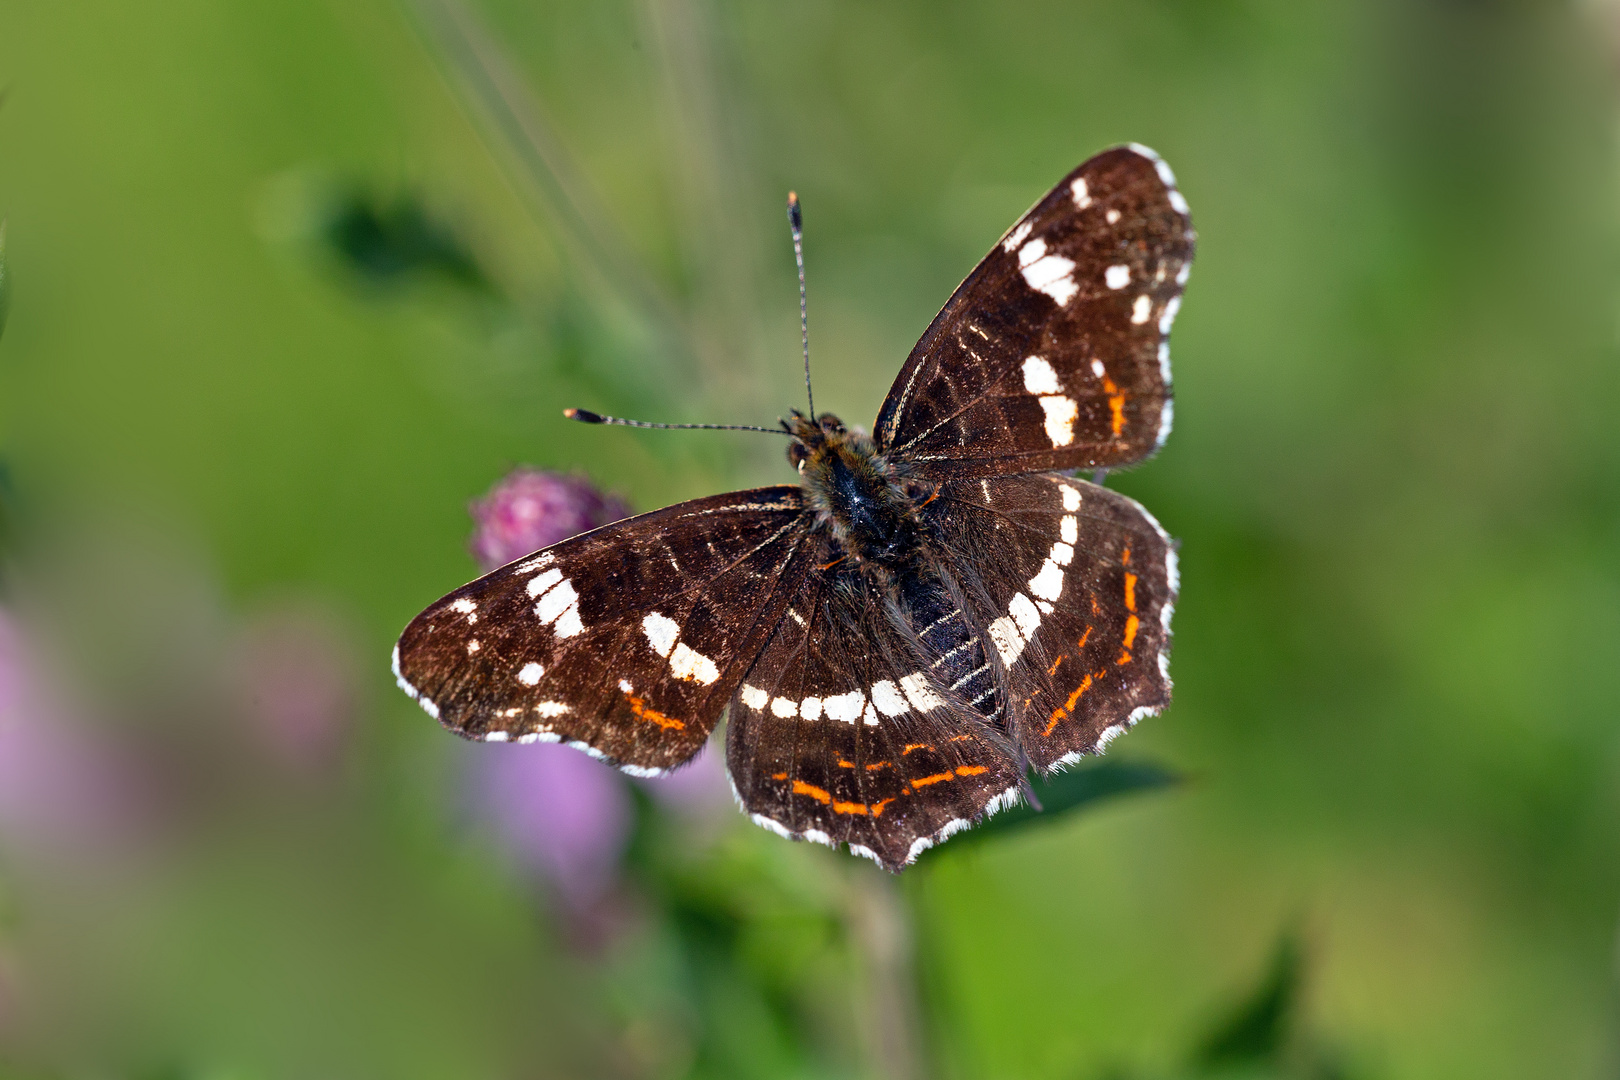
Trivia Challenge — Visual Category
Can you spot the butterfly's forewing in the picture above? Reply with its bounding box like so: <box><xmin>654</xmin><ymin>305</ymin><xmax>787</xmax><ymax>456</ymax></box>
<box><xmin>932</xmin><ymin>472</ymin><xmax>1178</xmax><ymax>771</ymax></box>
<box><xmin>726</xmin><ymin>556</ymin><xmax>1023</xmax><ymax>870</ymax></box>
<box><xmin>875</xmin><ymin>146</ymin><xmax>1194</xmax><ymax>478</ymax></box>
<box><xmin>394</xmin><ymin>488</ymin><xmax>815</xmax><ymax>775</ymax></box>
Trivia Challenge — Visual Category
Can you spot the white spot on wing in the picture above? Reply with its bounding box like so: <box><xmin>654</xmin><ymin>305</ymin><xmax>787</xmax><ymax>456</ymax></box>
<box><xmin>1022</xmin><ymin>356</ymin><xmax>1061</xmax><ymax>394</ymax></box>
<box><xmin>669</xmin><ymin>642</ymin><xmax>719</xmax><ymax>685</ymax></box>
<box><xmin>553</xmin><ymin>606</ymin><xmax>583</xmax><ymax>639</ymax></box>
<box><xmin>1060</xmin><ymin>516</ymin><xmax>1078</xmax><ymax>544</ymax></box>
<box><xmin>1156</xmin><ymin>399</ymin><xmax>1174</xmax><ymax>449</ymax></box>
<box><xmin>1091</xmin><ymin>359</ymin><xmax>1106</xmax><ymax>379</ymax></box>
<box><xmin>1050</xmin><ymin>540</ymin><xmax>1074</xmax><ymax>566</ymax></box>
<box><xmin>823</xmin><ymin>690</ymin><xmax>864</xmax><ymax>723</ymax></box>
<box><xmin>752</xmin><ymin>813</ymin><xmax>795</xmax><ymax>840</ymax></box>
<box><xmin>740</xmin><ymin>684</ymin><xmax>768</xmax><ymax>710</ymax></box>
<box><xmin>451</xmin><ymin>598</ymin><xmax>476</xmax><ymax>615</ymax></box>
<box><xmin>849</xmin><ymin>844</ymin><xmax>884</xmax><ymax>866</ymax></box>
<box><xmin>484</xmin><ymin>731</ymin><xmax>509</xmax><ymax>743</ymax></box>
<box><xmin>1159</xmin><ymin>295</ymin><xmax>1181</xmax><ymax>335</ymax></box>
<box><xmin>534</xmin><ymin>579</ymin><xmax>577</xmax><ymax>622</ymax></box>
<box><xmin>535</xmin><ymin>701</ymin><xmax>570</xmax><ymax>718</ymax></box>
<box><xmin>527</xmin><ymin>568</ymin><xmax>563</xmax><ymax>597</ymax></box>
<box><xmin>985</xmin><ymin>784</ymin><xmax>1024</xmax><ymax>817</ymax></box>
<box><xmin>1017</xmin><ymin>238</ymin><xmax>1079</xmax><ymax>306</ymax></box>
<box><xmin>771</xmin><ymin>696</ymin><xmax>797</xmax><ymax>718</ymax></box>
<box><xmin>799</xmin><ymin>696</ymin><xmax>822</xmax><ymax>721</ymax></box>
<box><xmin>1009</xmin><ymin>592</ymin><xmax>1041</xmax><ymax>638</ymax></box>
<box><xmin>870</xmin><ymin>680</ymin><xmax>909</xmax><ymax>717</ymax></box>
<box><xmin>642</xmin><ymin>613</ymin><xmax>679</xmax><ymax>657</ymax></box>
<box><xmin>1039</xmin><ymin>395</ymin><xmax>1078</xmax><ymax>447</ymax></box>
<box><xmin>1131</xmin><ymin>294</ymin><xmax>1153</xmax><ymax>325</ymax></box>
<box><xmin>1106</xmin><ymin>208</ymin><xmax>1121</xmax><ymax>225</ymax></box>
<box><xmin>1169</xmin><ymin>189</ymin><xmax>1190</xmax><ymax>215</ymax></box>
<box><xmin>1061</xmin><ymin>484</ymin><xmax>1082</xmax><ymax>512</ymax></box>
<box><xmin>989</xmin><ymin>616</ymin><xmax>1025</xmax><ymax>665</ymax></box>
<box><xmin>1028</xmin><ymin>559</ymin><xmax>1065</xmax><ymax>602</ymax></box>
<box><xmin>1070</xmin><ymin>177</ymin><xmax>1091</xmax><ymax>208</ymax></box>
<box><xmin>517</xmin><ymin>662</ymin><xmax>544</xmax><ymax>686</ymax></box>
<box><xmin>514</xmin><ymin>553</ymin><xmax>554</xmax><ymax>574</ymax></box>
<box><xmin>1158</xmin><ymin>342</ymin><xmax>1172</xmax><ymax>383</ymax></box>
<box><xmin>1104</xmin><ymin>264</ymin><xmax>1130</xmax><ymax>290</ymax></box>
<box><xmin>905</xmin><ymin>817</ymin><xmax>973</xmax><ymax>864</ymax></box>
<box><xmin>899</xmin><ymin>673</ymin><xmax>945</xmax><ymax>712</ymax></box>
<box><xmin>1002</xmin><ymin>220</ymin><xmax>1033</xmax><ymax>252</ymax></box>
<box><xmin>618</xmin><ymin>679</ymin><xmax>634</xmax><ymax>693</ymax></box>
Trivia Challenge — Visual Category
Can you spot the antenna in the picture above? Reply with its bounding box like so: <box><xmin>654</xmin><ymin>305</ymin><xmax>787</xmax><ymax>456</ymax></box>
<box><xmin>788</xmin><ymin>192</ymin><xmax>813</xmax><ymax>419</ymax></box>
<box><xmin>564</xmin><ymin>193</ymin><xmax>819</xmax><ymax>441</ymax></box>
<box><xmin>563</xmin><ymin>408</ymin><xmax>790</xmax><ymax>435</ymax></box>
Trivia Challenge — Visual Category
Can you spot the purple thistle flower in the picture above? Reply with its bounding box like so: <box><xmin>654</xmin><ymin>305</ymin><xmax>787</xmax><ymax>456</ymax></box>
<box><xmin>464</xmin><ymin>468</ymin><xmax>636</xmax><ymax>914</ymax></box>
<box><xmin>468</xmin><ymin>469</ymin><xmax>629</xmax><ymax>573</ymax></box>
<box><xmin>475</xmin><ymin>741</ymin><xmax>632</xmax><ymax>910</ymax></box>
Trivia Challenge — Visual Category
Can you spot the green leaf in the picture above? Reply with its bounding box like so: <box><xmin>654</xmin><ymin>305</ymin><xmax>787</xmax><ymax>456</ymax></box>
<box><xmin>1195</xmin><ymin>934</ymin><xmax>1302</xmax><ymax>1069</ymax></box>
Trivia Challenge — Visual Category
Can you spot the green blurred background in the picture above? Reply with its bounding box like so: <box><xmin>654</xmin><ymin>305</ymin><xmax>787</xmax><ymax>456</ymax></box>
<box><xmin>1</xmin><ymin>1</ymin><xmax>1618</xmax><ymax>1077</ymax></box>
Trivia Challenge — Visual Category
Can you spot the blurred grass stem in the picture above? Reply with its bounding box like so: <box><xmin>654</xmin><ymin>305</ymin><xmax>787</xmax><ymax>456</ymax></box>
<box><xmin>404</xmin><ymin>0</ymin><xmax>699</xmax><ymax>382</ymax></box>
<box><xmin>637</xmin><ymin>0</ymin><xmax>768</xmax><ymax>405</ymax></box>
<box><xmin>845</xmin><ymin>865</ymin><xmax>923</xmax><ymax>1080</ymax></box>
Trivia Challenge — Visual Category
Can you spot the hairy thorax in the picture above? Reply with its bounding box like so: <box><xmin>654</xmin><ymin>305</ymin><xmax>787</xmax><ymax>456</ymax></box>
<box><xmin>787</xmin><ymin>412</ymin><xmax>935</xmax><ymax>570</ymax></box>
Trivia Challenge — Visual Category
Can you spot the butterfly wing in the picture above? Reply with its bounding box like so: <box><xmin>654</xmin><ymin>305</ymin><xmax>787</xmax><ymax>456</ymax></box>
<box><xmin>930</xmin><ymin>472</ymin><xmax>1178</xmax><ymax>771</ymax></box>
<box><xmin>875</xmin><ymin>146</ymin><xmax>1194</xmax><ymax>477</ymax></box>
<box><xmin>726</xmin><ymin>549</ymin><xmax>1024</xmax><ymax>871</ymax></box>
<box><xmin>393</xmin><ymin>487</ymin><xmax>816</xmax><ymax>775</ymax></box>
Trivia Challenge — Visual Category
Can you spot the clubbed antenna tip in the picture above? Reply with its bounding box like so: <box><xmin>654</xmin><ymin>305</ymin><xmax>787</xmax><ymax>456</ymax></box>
<box><xmin>787</xmin><ymin>192</ymin><xmax>813</xmax><ymax>417</ymax></box>
<box><xmin>563</xmin><ymin>408</ymin><xmax>606</xmax><ymax>424</ymax></box>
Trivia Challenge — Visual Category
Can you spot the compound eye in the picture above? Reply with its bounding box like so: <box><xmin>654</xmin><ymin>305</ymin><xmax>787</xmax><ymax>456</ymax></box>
<box><xmin>787</xmin><ymin>442</ymin><xmax>809</xmax><ymax>471</ymax></box>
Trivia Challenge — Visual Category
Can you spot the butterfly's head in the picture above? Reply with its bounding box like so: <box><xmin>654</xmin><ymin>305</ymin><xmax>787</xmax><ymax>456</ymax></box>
<box><xmin>783</xmin><ymin>410</ymin><xmax>854</xmax><ymax>473</ymax></box>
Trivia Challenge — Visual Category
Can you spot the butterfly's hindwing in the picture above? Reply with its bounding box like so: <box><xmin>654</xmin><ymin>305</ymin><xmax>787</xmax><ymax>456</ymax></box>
<box><xmin>931</xmin><ymin>473</ymin><xmax>1178</xmax><ymax>772</ymax></box>
<box><xmin>727</xmin><ymin>549</ymin><xmax>1024</xmax><ymax>870</ymax></box>
<box><xmin>875</xmin><ymin>146</ymin><xmax>1194</xmax><ymax>477</ymax></box>
<box><xmin>394</xmin><ymin>487</ymin><xmax>815</xmax><ymax>775</ymax></box>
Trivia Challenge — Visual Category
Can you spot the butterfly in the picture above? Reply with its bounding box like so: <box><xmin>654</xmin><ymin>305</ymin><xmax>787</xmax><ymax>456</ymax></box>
<box><xmin>393</xmin><ymin>145</ymin><xmax>1192</xmax><ymax>871</ymax></box>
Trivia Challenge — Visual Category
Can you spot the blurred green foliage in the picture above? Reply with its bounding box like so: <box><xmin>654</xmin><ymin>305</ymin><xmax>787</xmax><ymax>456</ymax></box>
<box><xmin>0</xmin><ymin>1</ymin><xmax>1617</xmax><ymax>1079</ymax></box>
<box><xmin>0</xmin><ymin>221</ymin><xmax>10</xmax><ymax>344</ymax></box>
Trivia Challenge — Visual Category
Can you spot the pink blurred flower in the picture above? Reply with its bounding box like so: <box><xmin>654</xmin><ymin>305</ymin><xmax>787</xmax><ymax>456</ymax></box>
<box><xmin>637</xmin><ymin>741</ymin><xmax>733</xmax><ymax>825</ymax></box>
<box><xmin>0</xmin><ymin>607</ymin><xmax>130</xmax><ymax>855</ymax></box>
<box><xmin>468</xmin><ymin>469</ymin><xmax>629</xmax><ymax>572</ymax></box>
<box><xmin>229</xmin><ymin>605</ymin><xmax>360</xmax><ymax>774</ymax></box>
<box><xmin>465</xmin><ymin>470</ymin><xmax>636</xmax><ymax>912</ymax></box>
<box><xmin>475</xmin><ymin>741</ymin><xmax>632</xmax><ymax>910</ymax></box>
